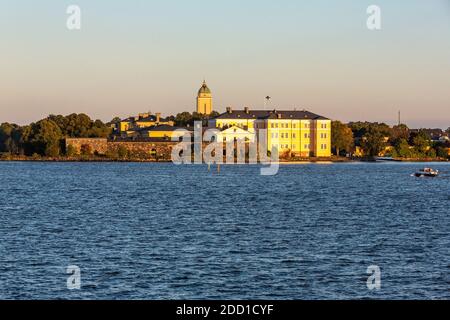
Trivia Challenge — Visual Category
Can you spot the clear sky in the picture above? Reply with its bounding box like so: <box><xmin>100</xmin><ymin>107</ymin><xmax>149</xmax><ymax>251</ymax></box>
<box><xmin>1</xmin><ymin>0</ymin><xmax>449</xmax><ymax>128</ymax></box>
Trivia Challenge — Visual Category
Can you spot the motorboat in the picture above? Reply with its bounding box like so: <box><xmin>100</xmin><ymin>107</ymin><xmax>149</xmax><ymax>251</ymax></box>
<box><xmin>414</xmin><ymin>168</ymin><xmax>439</xmax><ymax>178</ymax></box>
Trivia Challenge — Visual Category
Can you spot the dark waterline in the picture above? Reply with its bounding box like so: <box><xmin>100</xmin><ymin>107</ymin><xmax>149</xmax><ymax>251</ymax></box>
<box><xmin>0</xmin><ymin>162</ymin><xmax>449</xmax><ymax>300</ymax></box>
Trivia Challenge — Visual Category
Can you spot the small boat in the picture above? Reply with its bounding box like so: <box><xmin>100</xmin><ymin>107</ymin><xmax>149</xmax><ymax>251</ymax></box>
<box><xmin>414</xmin><ymin>168</ymin><xmax>439</xmax><ymax>178</ymax></box>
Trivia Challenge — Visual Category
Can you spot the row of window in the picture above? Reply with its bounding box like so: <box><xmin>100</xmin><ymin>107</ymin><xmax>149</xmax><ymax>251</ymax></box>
<box><xmin>270</xmin><ymin>123</ymin><xmax>311</xmax><ymax>129</ymax></box>
<box><xmin>271</xmin><ymin>144</ymin><xmax>313</xmax><ymax>150</ymax></box>
<box><xmin>269</xmin><ymin>123</ymin><xmax>328</xmax><ymax>129</ymax></box>
<box><xmin>270</xmin><ymin>133</ymin><xmax>329</xmax><ymax>139</ymax></box>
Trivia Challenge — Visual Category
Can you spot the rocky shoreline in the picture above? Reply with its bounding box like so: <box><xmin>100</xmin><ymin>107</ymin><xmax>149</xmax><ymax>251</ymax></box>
<box><xmin>0</xmin><ymin>155</ymin><xmax>448</xmax><ymax>163</ymax></box>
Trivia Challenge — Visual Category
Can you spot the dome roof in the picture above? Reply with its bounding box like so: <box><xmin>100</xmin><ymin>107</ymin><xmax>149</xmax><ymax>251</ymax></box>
<box><xmin>198</xmin><ymin>80</ymin><xmax>211</xmax><ymax>95</ymax></box>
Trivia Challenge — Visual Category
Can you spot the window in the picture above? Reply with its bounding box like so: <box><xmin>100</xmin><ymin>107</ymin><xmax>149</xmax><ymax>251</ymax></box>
<box><xmin>271</xmin><ymin>123</ymin><xmax>274</xmax><ymax>128</ymax></box>
<box><xmin>271</xmin><ymin>133</ymin><xmax>275</xmax><ymax>138</ymax></box>
<box><xmin>275</xmin><ymin>123</ymin><xmax>279</xmax><ymax>128</ymax></box>
<box><xmin>304</xmin><ymin>144</ymin><xmax>308</xmax><ymax>149</ymax></box>
<box><xmin>281</xmin><ymin>133</ymin><xmax>284</xmax><ymax>138</ymax></box>
<box><xmin>292</xmin><ymin>144</ymin><xmax>296</xmax><ymax>149</ymax></box>
<box><xmin>293</xmin><ymin>124</ymin><xmax>296</xmax><ymax>129</ymax></box>
<box><xmin>292</xmin><ymin>133</ymin><xmax>296</xmax><ymax>138</ymax></box>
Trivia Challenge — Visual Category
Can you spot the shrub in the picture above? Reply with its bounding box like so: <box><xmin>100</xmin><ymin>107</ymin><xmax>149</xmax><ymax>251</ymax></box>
<box><xmin>66</xmin><ymin>144</ymin><xmax>77</xmax><ymax>157</ymax></box>
<box><xmin>80</xmin><ymin>144</ymin><xmax>92</xmax><ymax>156</ymax></box>
<box><xmin>117</xmin><ymin>146</ymin><xmax>128</xmax><ymax>159</ymax></box>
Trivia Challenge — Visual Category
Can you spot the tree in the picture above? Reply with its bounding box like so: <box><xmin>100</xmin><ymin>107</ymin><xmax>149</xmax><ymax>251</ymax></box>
<box><xmin>394</xmin><ymin>138</ymin><xmax>412</xmax><ymax>158</ymax></box>
<box><xmin>411</xmin><ymin>130</ymin><xmax>431</xmax><ymax>155</ymax></box>
<box><xmin>66</xmin><ymin>144</ymin><xmax>77</xmax><ymax>157</ymax></box>
<box><xmin>436</xmin><ymin>145</ymin><xmax>449</xmax><ymax>159</ymax></box>
<box><xmin>108</xmin><ymin>117</ymin><xmax>122</xmax><ymax>125</ymax></box>
<box><xmin>391</xmin><ymin>124</ymin><xmax>410</xmax><ymax>143</ymax></box>
<box><xmin>331</xmin><ymin>121</ymin><xmax>354</xmax><ymax>156</ymax></box>
<box><xmin>0</xmin><ymin>123</ymin><xmax>19</xmax><ymax>153</ymax></box>
<box><xmin>25</xmin><ymin>119</ymin><xmax>63</xmax><ymax>156</ymax></box>
<box><xmin>361</xmin><ymin>127</ymin><xmax>386</xmax><ymax>157</ymax></box>
<box><xmin>175</xmin><ymin>112</ymin><xmax>194</xmax><ymax>127</ymax></box>
<box><xmin>87</xmin><ymin>119</ymin><xmax>112</xmax><ymax>138</ymax></box>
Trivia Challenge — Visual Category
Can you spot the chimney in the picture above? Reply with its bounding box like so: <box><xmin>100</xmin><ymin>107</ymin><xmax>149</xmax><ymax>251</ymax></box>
<box><xmin>226</xmin><ymin>107</ymin><xmax>233</xmax><ymax>114</ymax></box>
<box><xmin>156</xmin><ymin>113</ymin><xmax>161</xmax><ymax>123</ymax></box>
<box><xmin>244</xmin><ymin>107</ymin><xmax>250</xmax><ymax>114</ymax></box>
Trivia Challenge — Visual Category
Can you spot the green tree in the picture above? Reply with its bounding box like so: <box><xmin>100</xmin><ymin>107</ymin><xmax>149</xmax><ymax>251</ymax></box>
<box><xmin>87</xmin><ymin>119</ymin><xmax>112</xmax><ymax>138</ymax></box>
<box><xmin>66</xmin><ymin>144</ymin><xmax>77</xmax><ymax>157</ymax></box>
<box><xmin>361</xmin><ymin>127</ymin><xmax>386</xmax><ymax>157</ymax></box>
<box><xmin>0</xmin><ymin>123</ymin><xmax>19</xmax><ymax>153</ymax></box>
<box><xmin>391</xmin><ymin>124</ymin><xmax>410</xmax><ymax>143</ymax></box>
<box><xmin>411</xmin><ymin>131</ymin><xmax>431</xmax><ymax>155</ymax></box>
<box><xmin>394</xmin><ymin>138</ymin><xmax>412</xmax><ymax>158</ymax></box>
<box><xmin>436</xmin><ymin>146</ymin><xmax>449</xmax><ymax>159</ymax></box>
<box><xmin>331</xmin><ymin>121</ymin><xmax>354</xmax><ymax>156</ymax></box>
<box><xmin>175</xmin><ymin>112</ymin><xmax>194</xmax><ymax>126</ymax></box>
<box><xmin>25</xmin><ymin>119</ymin><xmax>63</xmax><ymax>156</ymax></box>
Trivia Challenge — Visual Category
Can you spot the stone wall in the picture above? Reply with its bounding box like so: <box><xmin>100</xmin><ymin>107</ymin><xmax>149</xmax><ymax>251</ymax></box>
<box><xmin>65</xmin><ymin>138</ymin><xmax>108</xmax><ymax>154</ymax></box>
<box><xmin>108</xmin><ymin>141</ymin><xmax>177</xmax><ymax>159</ymax></box>
<box><xmin>65</xmin><ymin>138</ymin><xmax>180</xmax><ymax>158</ymax></box>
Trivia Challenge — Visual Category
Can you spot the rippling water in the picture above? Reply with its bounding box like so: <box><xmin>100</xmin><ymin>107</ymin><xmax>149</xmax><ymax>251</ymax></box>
<box><xmin>0</xmin><ymin>162</ymin><xmax>449</xmax><ymax>300</ymax></box>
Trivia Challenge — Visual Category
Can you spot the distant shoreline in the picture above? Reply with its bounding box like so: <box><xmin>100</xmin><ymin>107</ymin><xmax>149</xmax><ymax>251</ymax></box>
<box><xmin>0</xmin><ymin>156</ymin><xmax>448</xmax><ymax>164</ymax></box>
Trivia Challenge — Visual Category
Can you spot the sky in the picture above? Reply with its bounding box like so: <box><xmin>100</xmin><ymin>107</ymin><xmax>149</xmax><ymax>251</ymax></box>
<box><xmin>0</xmin><ymin>0</ymin><xmax>449</xmax><ymax>128</ymax></box>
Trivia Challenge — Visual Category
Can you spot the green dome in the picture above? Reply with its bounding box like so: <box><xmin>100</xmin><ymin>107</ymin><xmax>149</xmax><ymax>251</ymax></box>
<box><xmin>198</xmin><ymin>81</ymin><xmax>211</xmax><ymax>95</ymax></box>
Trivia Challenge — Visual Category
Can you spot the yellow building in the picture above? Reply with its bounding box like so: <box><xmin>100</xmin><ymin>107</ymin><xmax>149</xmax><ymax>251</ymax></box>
<box><xmin>197</xmin><ymin>80</ymin><xmax>213</xmax><ymax>115</ymax></box>
<box><xmin>137</xmin><ymin>125</ymin><xmax>191</xmax><ymax>140</ymax></box>
<box><xmin>118</xmin><ymin>113</ymin><xmax>174</xmax><ymax>136</ymax></box>
<box><xmin>211</xmin><ymin>108</ymin><xmax>331</xmax><ymax>157</ymax></box>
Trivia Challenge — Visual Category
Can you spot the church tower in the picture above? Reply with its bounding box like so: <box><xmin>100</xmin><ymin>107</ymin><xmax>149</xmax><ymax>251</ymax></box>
<box><xmin>196</xmin><ymin>80</ymin><xmax>213</xmax><ymax>115</ymax></box>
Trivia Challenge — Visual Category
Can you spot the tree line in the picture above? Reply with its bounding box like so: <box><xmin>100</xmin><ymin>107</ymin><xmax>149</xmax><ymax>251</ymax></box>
<box><xmin>332</xmin><ymin>121</ymin><xmax>450</xmax><ymax>159</ymax></box>
<box><xmin>2</xmin><ymin>113</ymin><xmax>449</xmax><ymax>160</ymax></box>
<box><xmin>0</xmin><ymin>111</ymin><xmax>221</xmax><ymax>158</ymax></box>
<box><xmin>0</xmin><ymin>114</ymin><xmax>112</xmax><ymax>157</ymax></box>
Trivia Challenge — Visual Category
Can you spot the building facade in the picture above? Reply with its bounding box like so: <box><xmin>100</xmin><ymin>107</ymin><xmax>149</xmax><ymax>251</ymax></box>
<box><xmin>117</xmin><ymin>113</ymin><xmax>174</xmax><ymax>136</ymax></box>
<box><xmin>210</xmin><ymin>108</ymin><xmax>331</xmax><ymax>157</ymax></box>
